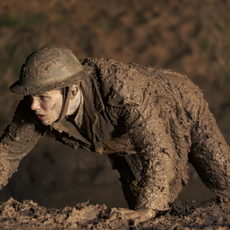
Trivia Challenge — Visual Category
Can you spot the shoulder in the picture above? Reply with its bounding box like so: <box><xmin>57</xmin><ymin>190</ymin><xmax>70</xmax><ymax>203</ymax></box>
<box><xmin>81</xmin><ymin>58</ymin><xmax>158</xmax><ymax>106</ymax></box>
<box><xmin>80</xmin><ymin>58</ymin><xmax>200</xmax><ymax>107</ymax></box>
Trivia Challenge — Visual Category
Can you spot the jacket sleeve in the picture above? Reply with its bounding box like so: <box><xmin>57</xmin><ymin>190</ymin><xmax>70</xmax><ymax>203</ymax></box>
<box><xmin>0</xmin><ymin>97</ymin><xmax>45</xmax><ymax>189</ymax></box>
<box><xmin>123</xmin><ymin>104</ymin><xmax>178</xmax><ymax>211</ymax></box>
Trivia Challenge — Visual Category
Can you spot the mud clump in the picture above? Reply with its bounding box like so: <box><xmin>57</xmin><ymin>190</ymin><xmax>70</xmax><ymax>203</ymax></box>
<box><xmin>0</xmin><ymin>197</ymin><xmax>229</xmax><ymax>230</ymax></box>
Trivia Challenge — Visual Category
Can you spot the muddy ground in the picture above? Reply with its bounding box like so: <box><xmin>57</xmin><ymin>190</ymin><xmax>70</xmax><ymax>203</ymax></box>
<box><xmin>0</xmin><ymin>0</ymin><xmax>230</xmax><ymax>229</ymax></box>
<box><xmin>0</xmin><ymin>196</ymin><xmax>230</xmax><ymax>229</ymax></box>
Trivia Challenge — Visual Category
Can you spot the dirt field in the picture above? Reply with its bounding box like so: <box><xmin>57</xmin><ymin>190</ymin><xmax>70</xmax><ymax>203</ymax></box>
<box><xmin>0</xmin><ymin>0</ymin><xmax>230</xmax><ymax>229</ymax></box>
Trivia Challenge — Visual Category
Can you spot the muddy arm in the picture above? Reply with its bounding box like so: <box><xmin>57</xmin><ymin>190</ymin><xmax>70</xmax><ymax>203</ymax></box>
<box><xmin>123</xmin><ymin>106</ymin><xmax>178</xmax><ymax>211</ymax></box>
<box><xmin>0</xmin><ymin>97</ymin><xmax>45</xmax><ymax>189</ymax></box>
<box><xmin>189</xmin><ymin>98</ymin><xmax>230</xmax><ymax>197</ymax></box>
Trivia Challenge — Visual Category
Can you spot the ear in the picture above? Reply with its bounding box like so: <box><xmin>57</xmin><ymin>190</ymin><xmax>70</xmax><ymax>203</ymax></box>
<box><xmin>69</xmin><ymin>85</ymin><xmax>78</xmax><ymax>98</ymax></box>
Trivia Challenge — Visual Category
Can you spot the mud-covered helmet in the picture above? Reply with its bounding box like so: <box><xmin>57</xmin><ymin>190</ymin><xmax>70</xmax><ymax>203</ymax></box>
<box><xmin>10</xmin><ymin>46</ymin><xmax>92</xmax><ymax>95</ymax></box>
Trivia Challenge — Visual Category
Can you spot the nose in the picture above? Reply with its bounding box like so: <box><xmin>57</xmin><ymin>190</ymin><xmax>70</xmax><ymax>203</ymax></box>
<box><xmin>30</xmin><ymin>97</ymin><xmax>41</xmax><ymax>111</ymax></box>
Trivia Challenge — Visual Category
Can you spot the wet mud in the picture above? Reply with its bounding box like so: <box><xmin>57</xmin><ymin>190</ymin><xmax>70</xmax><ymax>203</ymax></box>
<box><xmin>1</xmin><ymin>0</ymin><xmax>230</xmax><ymax>229</ymax></box>
<box><xmin>0</xmin><ymin>196</ymin><xmax>230</xmax><ymax>230</ymax></box>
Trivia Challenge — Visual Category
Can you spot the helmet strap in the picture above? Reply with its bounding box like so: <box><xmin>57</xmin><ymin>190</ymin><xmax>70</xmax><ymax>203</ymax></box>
<box><xmin>56</xmin><ymin>86</ymin><xmax>71</xmax><ymax>122</ymax></box>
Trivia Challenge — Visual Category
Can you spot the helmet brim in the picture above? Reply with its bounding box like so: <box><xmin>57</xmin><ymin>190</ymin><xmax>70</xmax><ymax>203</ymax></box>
<box><xmin>10</xmin><ymin>65</ymin><xmax>93</xmax><ymax>96</ymax></box>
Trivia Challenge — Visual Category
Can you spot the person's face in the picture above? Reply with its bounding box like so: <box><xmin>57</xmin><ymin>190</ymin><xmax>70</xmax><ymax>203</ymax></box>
<box><xmin>30</xmin><ymin>90</ymin><xmax>63</xmax><ymax>126</ymax></box>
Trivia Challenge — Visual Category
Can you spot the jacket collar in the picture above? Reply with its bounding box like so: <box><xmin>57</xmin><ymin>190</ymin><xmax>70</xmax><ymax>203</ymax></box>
<box><xmin>51</xmin><ymin>119</ymin><xmax>91</xmax><ymax>146</ymax></box>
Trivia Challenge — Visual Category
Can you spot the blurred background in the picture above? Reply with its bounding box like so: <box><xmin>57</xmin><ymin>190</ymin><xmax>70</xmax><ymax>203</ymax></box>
<box><xmin>0</xmin><ymin>0</ymin><xmax>230</xmax><ymax>209</ymax></box>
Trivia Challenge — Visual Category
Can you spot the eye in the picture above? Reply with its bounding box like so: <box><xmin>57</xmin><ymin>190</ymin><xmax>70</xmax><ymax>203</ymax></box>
<box><xmin>40</xmin><ymin>95</ymin><xmax>48</xmax><ymax>101</ymax></box>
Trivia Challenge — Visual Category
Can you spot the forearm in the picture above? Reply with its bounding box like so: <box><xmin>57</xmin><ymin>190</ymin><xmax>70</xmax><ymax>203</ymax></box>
<box><xmin>190</xmin><ymin>99</ymin><xmax>230</xmax><ymax>194</ymax></box>
<box><xmin>124</xmin><ymin>108</ymin><xmax>177</xmax><ymax>211</ymax></box>
<box><xmin>0</xmin><ymin>99</ymin><xmax>45</xmax><ymax>188</ymax></box>
<box><xmin>134</xmin><ymin>147</ymin><xmax>175</xmax><ymax>211</ymax></box>
<box><xmin>0</xmin><ymin>121</ymin><xmax>43</xmax><ymax>188</ymax></box>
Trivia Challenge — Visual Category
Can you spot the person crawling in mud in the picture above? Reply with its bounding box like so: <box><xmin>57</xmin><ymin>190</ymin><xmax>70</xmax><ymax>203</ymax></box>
<box><xmin>0</xmin><ymin>46</ymin><xmax>230</xmax><ymax>221</ymax></box>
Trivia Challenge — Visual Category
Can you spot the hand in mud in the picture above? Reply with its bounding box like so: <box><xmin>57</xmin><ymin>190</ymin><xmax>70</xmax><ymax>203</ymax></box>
<box><xmin>111</xmin><ymin>207</ymin><xmax>156</xmax><ymax>223</ymax></box>
<box><xmin>135</xmin><ymin>208</ymin><xmax>156</xmax><ymax>221</ymax></box>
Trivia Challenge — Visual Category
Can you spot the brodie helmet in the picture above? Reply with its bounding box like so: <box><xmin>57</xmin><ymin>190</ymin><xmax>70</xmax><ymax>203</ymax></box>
<box><xmin>10</xmin><ymin>46</ymin><xmax>92</xmax><ymax>95</ymax></box>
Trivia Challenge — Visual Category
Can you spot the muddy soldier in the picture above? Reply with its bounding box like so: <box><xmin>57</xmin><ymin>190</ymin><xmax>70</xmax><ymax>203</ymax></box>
<box><xmin>0</xmin><ymin>46</ymin><xmax>230</xmax><ymax>220</ymax></box>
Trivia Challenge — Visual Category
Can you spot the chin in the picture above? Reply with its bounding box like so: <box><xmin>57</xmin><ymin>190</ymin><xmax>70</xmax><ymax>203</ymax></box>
<box><xmin>40</xmin><ymin>122</ymin><xmax>49</xmax><ymax>126</ymax></box>
<box><xmin>40</xmin><ymin>120</ymin><xmax>51</xmax><ymax>126</ymax></box>
<box><xmin>40</xmin><ymin>117</ymin><xmax>58</xmax><ymax>126</ymax></box>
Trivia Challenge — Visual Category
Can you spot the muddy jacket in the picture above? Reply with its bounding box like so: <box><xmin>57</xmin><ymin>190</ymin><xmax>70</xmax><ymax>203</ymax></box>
<box><xmin>1</xmin><ymin>58</ymin><xmax>230</xmax><ymax>211</ymax></box>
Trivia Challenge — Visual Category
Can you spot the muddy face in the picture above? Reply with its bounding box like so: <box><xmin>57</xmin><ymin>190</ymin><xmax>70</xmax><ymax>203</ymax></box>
<box><xmin>30</xmin><ymin>90</ymin><xmax>63</xmax><ymax>126</ymax></box>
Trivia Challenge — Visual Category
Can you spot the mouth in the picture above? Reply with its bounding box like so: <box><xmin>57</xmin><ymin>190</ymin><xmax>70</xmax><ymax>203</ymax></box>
<box><xmin>36</xmin><ymin>114</ymin><xmax>45</xmax><ymax>120</ymax></box>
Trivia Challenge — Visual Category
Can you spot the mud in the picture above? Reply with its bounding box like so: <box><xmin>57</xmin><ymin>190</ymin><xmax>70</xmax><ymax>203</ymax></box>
<box><xmin>0</xmin><ymin>196</ymin><xmax>229</xmax><ymax>230</ymax></box>
<box><xmin>1</xmin><ymin>0</ymin><xmax>230</xmax><ymax>229</ymax></box>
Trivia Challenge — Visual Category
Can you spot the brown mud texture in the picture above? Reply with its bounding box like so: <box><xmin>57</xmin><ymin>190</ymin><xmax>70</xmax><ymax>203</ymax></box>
<box><xmin>1</xmin><ymin>0</ymin><xmax>230</xmax><ymax>229</ymax></box>
<box><xmin>0</xmin><ymin>196</ymin><xmax>229</xmax><ymax>230</ymax></box>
